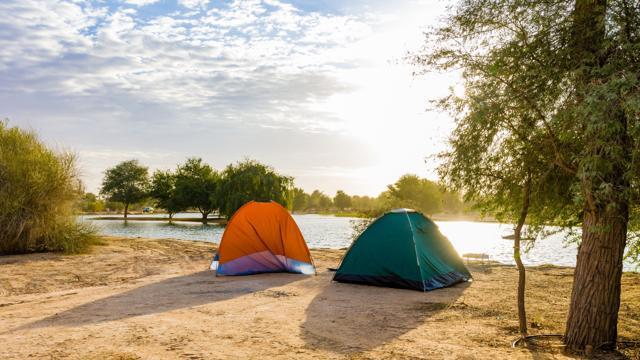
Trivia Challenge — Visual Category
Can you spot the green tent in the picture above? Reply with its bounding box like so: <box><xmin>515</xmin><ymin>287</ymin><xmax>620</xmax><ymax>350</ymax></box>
<box><xmin>333</xmin><ymin>209</ymin><xmax>471</xmax><ymax>291</ymax></box>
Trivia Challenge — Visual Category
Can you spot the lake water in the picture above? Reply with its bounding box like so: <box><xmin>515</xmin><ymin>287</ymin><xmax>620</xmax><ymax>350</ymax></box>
<box><xmin>80</xmin><ymin>213</ymin><xmax>637</xmax><ymax>272</ymax></box>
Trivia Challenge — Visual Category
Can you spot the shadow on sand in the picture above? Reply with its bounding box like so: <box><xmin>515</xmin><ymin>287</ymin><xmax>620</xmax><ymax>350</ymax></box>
<box><xmin>20</xmin><ymin>271</ymin><xmax>302</xmax><ymax>329</ymax></box>
<box><xmin>301</xmin><ymin>275</ymin><xmax>469</xmax><ymax>354</ymax></box>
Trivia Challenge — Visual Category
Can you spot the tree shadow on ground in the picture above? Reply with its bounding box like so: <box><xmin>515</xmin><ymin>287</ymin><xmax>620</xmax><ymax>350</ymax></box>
<box><xmin>301</xmin><ymin>274</ymin><xmax>469</xmax><ymax>354</ymax></box>
<box><xmin>19</xmin><ymin>271</ymin><xmax>302</xmax><ymax>329</ymax></box>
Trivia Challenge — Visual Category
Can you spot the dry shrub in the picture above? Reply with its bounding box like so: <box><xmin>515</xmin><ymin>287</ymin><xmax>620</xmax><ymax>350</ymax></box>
<box><xmin>0</xmin><ymin>121</ymin><xmax>97</xmax><ymax>254</ymax></box>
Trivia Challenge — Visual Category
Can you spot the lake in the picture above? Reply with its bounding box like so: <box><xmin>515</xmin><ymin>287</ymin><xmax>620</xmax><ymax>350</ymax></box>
<box><xmin>80</xmin><ymin>213</ymin><xmax>637</xmax><ymax>272</ymax></box>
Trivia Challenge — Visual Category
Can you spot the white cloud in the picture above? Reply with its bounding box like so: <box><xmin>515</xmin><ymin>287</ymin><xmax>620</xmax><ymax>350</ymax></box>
<box><xmin>1</xmin><ymin>0</ymin><xmax>372</xmax><ymax>116</ymax></box>
<box><xmin>124</xmin><ymin>0</ymin><xmax>159</xmax><ymax>7</ymax></box>
<box><xmin>178</xmin><ymin>0</ymin><xmax>210</xmax><ymax>9</ymax></box>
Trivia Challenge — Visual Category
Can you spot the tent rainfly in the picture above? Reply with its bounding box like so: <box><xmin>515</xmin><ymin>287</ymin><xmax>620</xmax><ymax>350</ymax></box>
<box><xmin>211</xmin><ymin>201</ymin><xmax>315</xmax><ymax>276</ymax></box>
<box><xmin>333</xmin><ymin>208</ymin><xmax>471</xmax><ymax>291</ymax></box>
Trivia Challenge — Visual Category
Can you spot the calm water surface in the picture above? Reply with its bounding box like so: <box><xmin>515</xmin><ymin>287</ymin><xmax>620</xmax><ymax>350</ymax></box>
<box><xmin>80</xmin><ymin>214</ymin><xmax>637</xmax><ymax>271</ymax></box>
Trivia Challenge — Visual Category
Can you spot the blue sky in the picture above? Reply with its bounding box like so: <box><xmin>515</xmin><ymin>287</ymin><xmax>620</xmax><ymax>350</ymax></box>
<box><xmin>0</xmin><ymin>0</ymin><xmax>459</xmax><ymax>196</ymax></box>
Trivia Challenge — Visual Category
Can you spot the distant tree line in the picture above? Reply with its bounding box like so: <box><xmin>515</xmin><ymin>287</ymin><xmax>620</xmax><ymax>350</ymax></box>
<box><xmin>86</xmin><ymin>159</ymin><xmax>468</xmax><ymax>221</ymax></box>
<box><xmin>96</xmin><ymin>158</ymin><xmax>292</xmax><ymax>223</ymax></box>
<box><xmin>290</xmin><ymin>174</ymin><xmax>467</xmax><ymax>217</ymax></box>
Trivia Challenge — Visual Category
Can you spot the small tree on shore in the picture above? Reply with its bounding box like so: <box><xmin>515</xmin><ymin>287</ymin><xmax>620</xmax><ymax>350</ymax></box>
<box><xmin>174</xmin><ymin>158</ymin><xmax>219</xmax><ymax>224</ymax></box>
<box><xmin>218</xmin><ymin>159</ymin><xmax>292</xmax><ymax>218</ymax></box>
<box><xmin>100</xmin><ymin>160</ymin><xmax>149</xmax><ymax>219</ymax></box>
<box><xmin>291</xmin><ymin>187</ymin><xmax>309</xmax><ymax>212</ymax></box>
<box><xmin>149</xmin><ymin>170</ymin><xmax>184</xmax><ymax>220</ymax></box>
<box><xmin>386</xmin><ymin>175</ymin><xmax>442</xmax><ymax>215</ymax></box>
<box><xmin>333</xmin><ymin>190</ymin><xmax>352</xmax><ymax>210</ymax></box>
<box><xmin>308</xmin><ymin>190</ymin><xmax>333</xmax><ymax>211</ymax></box>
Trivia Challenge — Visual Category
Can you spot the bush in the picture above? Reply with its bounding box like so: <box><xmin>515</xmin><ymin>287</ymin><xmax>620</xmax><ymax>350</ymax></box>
<box><xmin>0</xmin><ymin>121</ymin><xmax>97</xmax><ymax>254</ymax></box>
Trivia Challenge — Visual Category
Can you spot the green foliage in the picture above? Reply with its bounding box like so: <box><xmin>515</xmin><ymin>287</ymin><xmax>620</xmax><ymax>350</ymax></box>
<box><xmin>289</xmin><ymin>175</ymin><xmax>467</xmax><ymax>217</ymax></box>
<box><xmin>350</xmin><ymin>195</ymin><xmax>386</xmax><ymax>216</ymax></box>
<box><xmin>218</xmin><ymin>159</ymin><xmax>292</xmax><ymax>218</ymax></box>
<box><xmin>410</xmin><ymin>0</ymin><xmax>634</xmax><ymax>238</ymax></box>
<box><xmin>0</xmin><ymin>121</ymin><xmax>97</xmax><ymax>254</ymax></box>
<box><xmin>410</xmin><ymin>1</ymin><xmax>640</xmax><ymax>343</ymax></box>
<box><xmin>174</xmin><ymin>158</ymin><xmax>219</xmax><ymax>219</ymax></box>
<box><xmin>291</xmin><ymin>187</ymin><xmax>309</xmax><ymax>212</ymax></box>
<box><xmin>100</xmin><ymin>160</ymin><xmax>149</xmax><ymax>217</ymax></box>
<box><xmin>79</xmin><ymin>192</ymin><xmax>106</xmax><ymax>213</ymax></box>
<box><xmin>308</xmin><ymin>190</ymin><xmax>333</xmax><ymax>210</ymax></box>
<box><xmin>441</xmin><ymin>191</ymin><xmax>465</xmax><ymax>214</ymax></box>
<box><xmin>105</xmin><ymin>200</ymin><xmax>124</xmax><ymax>212</ymax></box>
<box><xmin>411</xmin><ymin>3</ymin><xmax>640</xmax><ymax>346</ymax></box>
<box><xmin>149</xmin><ymin>169</ymin><xmax>184</xmax><ymax>217</ymax></box>
<box><xmin>333</xmin><ymin>190</ymin><xmax>352</xmax><ymax>210</ymax></box>
<box><xmin>385</xmin><ymin>175</ymin><xmax>443</xmax><ymax>215</ymax></box>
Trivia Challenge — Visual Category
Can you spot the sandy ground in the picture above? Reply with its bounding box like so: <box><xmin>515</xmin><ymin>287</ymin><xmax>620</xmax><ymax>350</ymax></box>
<box><xmin>0</xmin><ymin>237</ymin><xmax>638</xmax><ymax>360</ymax></box>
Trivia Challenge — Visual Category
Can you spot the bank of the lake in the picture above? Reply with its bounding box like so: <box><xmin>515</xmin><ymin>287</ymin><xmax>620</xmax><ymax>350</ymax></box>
<box><xmin>87</xmin><ymin>216</ymin><xmax>227</xmax><ymax>224</ymax></box>
<box><xmin>0</xmin><ymin>236</ymin><xmax>638</xmax><ymax>359</ymax></box>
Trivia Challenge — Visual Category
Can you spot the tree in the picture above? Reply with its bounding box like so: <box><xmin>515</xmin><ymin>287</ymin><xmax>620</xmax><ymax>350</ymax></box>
<box><xmin>433</xmin><ymin>81</ymin><xmax>570</xmax><ymax>341</ymax></box>
<box><xmin>80</xmin><ymin>193</ymin><xmax>105</xmax><ymax>213</ymax></box>
<box><xmin>562</xmin><ymin>0</ymin><xmax>637</xmax><ymax>350</ymax></box>
<box><xmin>415</xmin><ymin>0</ymin><xmax>640</xmax><ymax>351</ymax></box>
<box><xmin>308</xmin><ymin>190</ymin><xmax>332</xmax><ymax>210</ymax></box>
<box><xmin>105</xmin><ymin>200</ymin><xmax>124</xmax><ymax>212</ymax></box>
<box><xmin>291</xmin><ymin>187</ymin><xmax>309</xmax><ymax>212</ymax></box>
<box><xmin>351</xmin><ymin>195</ymin><xmax>385</xmax><ymax>216</ymax></box>
<box><xmin>174</xmin><ymin>158</ymin><xmax>219</xmax><ymax>224</ymax></box>
<box><xmin>100</xmin><ymin>160</ymin><xmax>149</xmax><ymax>219</ymax></box>
<box><xmin>441</xmin><ymin>191</ymin><xmax>464</xmax><ymax>214</ymax></box>
<box><xmin>386</xmin><ymin>175</ymin><xmax>442</xmax><ymax>215</ymax></box>
<box><xmin>218</xmin><ymin>159</ymin><xmax>292</xmax><ymax>219</ymax></box>
<box><xmin>319</xmin><ymin>192</ymin><xmax>333</xmax><ymax>209</ymax></box>
<box><xmin>149</xmin><ymin>170</ymin><xmax>184</xmax><ymax>219</ymax></box>
<box><xmin>333</xmin><ymin>190</ymin><xmax>352</xmax><ymax>210</ymax></box>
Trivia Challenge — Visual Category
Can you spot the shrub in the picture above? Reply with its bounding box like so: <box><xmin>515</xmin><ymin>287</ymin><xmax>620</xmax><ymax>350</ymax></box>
<box><xmin>0</xmin><ymin>121</ymin><xmax>97</xmax><ymax>254</ymax></box>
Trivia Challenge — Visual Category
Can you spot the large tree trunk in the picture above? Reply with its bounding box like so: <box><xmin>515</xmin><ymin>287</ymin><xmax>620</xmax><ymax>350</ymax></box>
<box><xmin>201</xmin><ymin>212</ymin><xmax>209</xmax><ymax>225</ymax></box>
<box><xmin>565</xmin><ymin>206</ymin><xmax>628</xmax><ymax>350</ymax></box>
<box><xmin>124</xmin><ymin>203</ymin><xmax>129</xmax><ymax>219</ymax></box>
<box><xmin>564</xmin><ymin>0</ymin><xmax>630</xmax><ymax>352</ymax></box>
<box><xmin>514</xmin><ymin>174</ymin><xmax>531</xmax><ymax>340</ymax></box>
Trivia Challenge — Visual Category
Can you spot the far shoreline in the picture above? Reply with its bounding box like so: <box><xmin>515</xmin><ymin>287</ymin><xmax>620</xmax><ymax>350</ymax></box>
<box><xmin>85</xmin><ymin>215</ymin><xmax>227</xmax><ymax>224</ymax></box>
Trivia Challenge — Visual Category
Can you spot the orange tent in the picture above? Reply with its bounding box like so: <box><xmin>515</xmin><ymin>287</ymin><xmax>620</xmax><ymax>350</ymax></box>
<box><xmin>211</xmin><ymin>201</ymin><xmax>315</xmax><ymax>275</ymax></box>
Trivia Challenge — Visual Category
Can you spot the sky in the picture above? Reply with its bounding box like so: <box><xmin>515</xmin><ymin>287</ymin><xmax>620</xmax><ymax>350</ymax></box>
<box><xmin>0</xmin><ymin>0</ymin><xmax>460</xmax><ymax>196</ymax></box>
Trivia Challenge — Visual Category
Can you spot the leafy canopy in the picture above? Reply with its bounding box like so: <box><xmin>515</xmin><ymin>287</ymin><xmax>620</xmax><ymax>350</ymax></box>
<box><xmin>308</xmin><ymin>190</ymin><xmax>333</xmax><ymax>210</ymax></box>
<box><xmin>333</xmin><ymin>190</ymin><xmax>352</xmax><ymax>210</ymax></box>
<box><xmin>174</xmin><ymin>158</ymin><xmax>219</xmax><ymax>217</ymax></box>
<box><xmin>291</xmin><ymin>187</ymin><xmax>309</xmax><ymax>212</ymax></box>
<box><xmin>100</xmin><ymin>160</ymin><xmax>149</xmax><ymax>207</ymax></box>
<box><xmin>385</xmin><ymin>175</ymin><xmax>443</xmax><ymax>215</ymax></box>
<box><xmin>218</xmin><ymin>159</ymin><xmax>292</xmax><ymax>218</ymax></box>
<box><xmin>412</xmin><ymin>0</ymin><xmax>640</xmax><ymax>254</ymax></box>
<box><xmin>149</xmin><ymin>170</ymin><xmax>184</xmax><ymax>216</ymax></box>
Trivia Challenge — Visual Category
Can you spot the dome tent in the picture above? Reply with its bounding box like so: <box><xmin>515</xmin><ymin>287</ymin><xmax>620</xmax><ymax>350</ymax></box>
<box><xmin>211</xmin><ymin>201</ymin><xmax>315</xmax><ymax>276</ymax></box>
<box><xmin>333</xmin><ymin>209</ymin><xmax>471</xmax><ymax>291</ymax></box>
